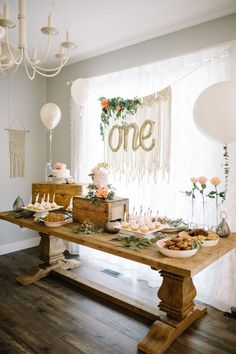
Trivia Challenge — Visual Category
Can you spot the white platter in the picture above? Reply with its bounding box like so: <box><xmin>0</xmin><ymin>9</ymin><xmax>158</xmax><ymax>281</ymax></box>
<box><xmin>156</xmin><ymin>239</ymin><xmax>199</xmax><ymax>258</ymax></box>
<box><xmin>160</xmin><ymin>225</ymin><xmax>187</xmax><ymax>233</ymax></box>
<box><xmin>118</xmin><ymin>224</ymin><xmax>168</xmax><ymax>237</ymax></box>
<box><xmin>43</xmin><ymin>218</ymin><xmax>72</xmax><ymax>228</ymax></box>
<box><xmin>198</xmin><ymin>236</ymin><xmax>219</xmax><ymax>247</ymax></box>
<box><xmin>22</xmin><ymin>205</ymin><xmax>63</xmax><ymax>213</ymax></box>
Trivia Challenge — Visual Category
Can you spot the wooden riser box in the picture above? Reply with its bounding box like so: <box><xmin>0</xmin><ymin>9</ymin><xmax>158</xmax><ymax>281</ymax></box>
<box><xmin>32</xmin><ymin>183</ymin><xmax>87</xmax><ymax>209</ymax></box>
<box><xmin>73</xmin><ymin>196</ymin><xmax>129</xmax><ymax>227</ymax></box>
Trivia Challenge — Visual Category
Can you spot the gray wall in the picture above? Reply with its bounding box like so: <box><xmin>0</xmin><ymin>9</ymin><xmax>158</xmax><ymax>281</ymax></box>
<box><xmin>0</xmin><ymin>68</ymin><xmax>47</xmax><ymax>249</ymax></box>
<box><xmin>47</xmin><ymin>13</ymin><xmax>236</xmax><ymax>166</ymax></box>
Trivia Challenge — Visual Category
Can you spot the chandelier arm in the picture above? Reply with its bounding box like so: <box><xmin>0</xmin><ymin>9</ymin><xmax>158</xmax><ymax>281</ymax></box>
<box><xmin>34</xmin><ymin>63</ymin><xmax>64</xmax><ymax>78</ymax></box>
<box><xmin>35</xmin><ymin>48</ymin><xmax>71</xmax><ymax>72</ymax></box>
<box><xmin>0</xmin><ymin>62</ymin><xmax>9</xmax><ymax>75</ymax></box>
<box><xmin>24</xmin><ymin>59</ymin><xmax>36</xmax><ymax>80</ymax></box>
<box><xmin>23</xmin><ymin>47</ymin><xmax>66</xmax><ymax>72</ymax></box>
<box><xmin>5</xmin><ymin>29</ymin><xmax>24</xmax><ymax>65</ymax></box>
<box><xmin>0</xmin><ymin>59</ymin><xmax>16</xmax><ymax>71</ymax></box>
<box><xmin>39</xmin><ymin>34</ymin><xmax>52</xmax><ymax>64</ymax></box>
<box><xmin>33</xmin><ymin>53</ymin><xmax>72</xmax><ymax>77</ymax></box>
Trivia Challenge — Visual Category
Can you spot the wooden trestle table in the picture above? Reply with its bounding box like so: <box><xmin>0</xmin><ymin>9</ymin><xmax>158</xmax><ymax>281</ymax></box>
<box><xmin>0</xmin><ymin>211</ymin><xmax>235</xmax><ymax>354</ymax></box>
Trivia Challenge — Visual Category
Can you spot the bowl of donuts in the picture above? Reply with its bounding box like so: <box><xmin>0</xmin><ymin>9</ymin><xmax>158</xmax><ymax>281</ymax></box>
<box><xmin>42</xmin><ymin>212</ymin><xmax>72</xmax><ymax>227</ymax></box>
<box><xmin>186</xmin><ymin>228</ymin><xmax>219</xmax><ymax>247</ymax></box>
<box><xmin>156</xmin><ymin>233</ymin><xmax>199</xmax><ymax>258</ymax></box>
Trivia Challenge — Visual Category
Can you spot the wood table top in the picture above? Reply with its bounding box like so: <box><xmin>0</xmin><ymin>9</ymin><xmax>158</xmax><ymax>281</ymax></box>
<box><xmin>1</xmin><ymin>211</ymin><xmax>235</xmax><ymax>277</ymax></box>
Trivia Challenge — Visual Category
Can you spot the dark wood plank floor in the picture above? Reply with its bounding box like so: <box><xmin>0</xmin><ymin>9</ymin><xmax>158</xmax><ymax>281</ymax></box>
<box><xmin>0</xmin><ymin>247</ymin><xmax>235</xmax><ymax>354</ymax></box>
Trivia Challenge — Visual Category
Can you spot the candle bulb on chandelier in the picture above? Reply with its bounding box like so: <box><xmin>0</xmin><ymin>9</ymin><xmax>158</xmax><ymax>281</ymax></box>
<box><xmin>48</xmin><ymin>13</ymin><xmax>54</xmax><ymax>27</ymax></box>
<box><xmin>66</xmin><ymin>30</ymin><xmax>71</xmax><ymax>43</ymax></box>
<box><xmin>32</xmin><ymin>44</ymin><xmax>37</xmax><ymax>60</ymax></box>
<box><xmin>19</xmin><ymin>0</ymin><xmax>25</xmax><ymax>15</ymax></box>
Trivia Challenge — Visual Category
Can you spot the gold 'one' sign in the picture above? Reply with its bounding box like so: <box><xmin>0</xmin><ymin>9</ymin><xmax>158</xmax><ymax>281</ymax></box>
<box><xmin>108</xmin><ymin>119</ymin><xmax>156</xmax><ymax>152</ymax></box>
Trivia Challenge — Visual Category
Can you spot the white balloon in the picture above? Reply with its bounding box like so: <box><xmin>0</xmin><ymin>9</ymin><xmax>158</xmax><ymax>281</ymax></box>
<box><xmin>71</xmin><ymin>78</ymin><xmax>89</xmax><ymax>106</ymax></box>
<box><xmin>40</xmin><ymin>103</ymin><xmax>61</xmax><ymax>130</ymax></box>
<box><xmin>193</xmin><ymin>81</ymin><xmax>236</xmax><ymax>144</ymax></box>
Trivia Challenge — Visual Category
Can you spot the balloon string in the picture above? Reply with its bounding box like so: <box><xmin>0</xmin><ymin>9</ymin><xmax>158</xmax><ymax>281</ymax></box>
<box><xmin>171</xmin><ymin>41</ymin><xmax>236</xmax><ymax>87</ymax></box>
<box><xmin>49</xmin><ymin>130</ymin><xmax>52</xmax><ymax>165</ymax></box>
<box><xmin>78</xmin><ymin>41</ymin><xmax>236</xmax><ymax>97</ymax></box>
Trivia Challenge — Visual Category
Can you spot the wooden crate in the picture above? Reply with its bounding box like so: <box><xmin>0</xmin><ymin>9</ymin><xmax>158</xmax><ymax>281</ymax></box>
<box><xmin>32</xmin><ymin>183</ymin><xmax>87</xmax><ymax>209</ymax></box>
<box><xmin>73</xmin><ymin>196</ymin><xmax>129</xmax><ymax>227</ymax></box>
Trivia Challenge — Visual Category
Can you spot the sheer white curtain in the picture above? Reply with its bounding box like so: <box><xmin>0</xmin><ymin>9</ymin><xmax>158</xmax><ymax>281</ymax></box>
<box><xmin>70</xmin><ymin>42</ymin><xmax>236</xmax><ymax>311</ymax></box>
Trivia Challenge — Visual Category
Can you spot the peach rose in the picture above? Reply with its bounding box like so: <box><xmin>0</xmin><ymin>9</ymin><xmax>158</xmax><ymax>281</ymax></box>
<box><xmin>54</xmin><ymin>162</ymin><xmax>65</xmax><ymax>169</ymax></box>
<box><xmin>100</xmin><ymin>98</ymin><xmax>109</xmax><ymax>109</ymax></box>
<box><xmin>210</xmin><ymin>176</ymin><xmax>221</xmax><ymax>186</ymax></box>
<box><xmin>190</xmin><ymin>177</ymin><xmax>198</xmax><ymax>183</ymax></box>
<box><xmin>96</xmin><ymin>187</ymin><xmax>109</xmax><ymax>198</ymax></box>
<box><xmin>116</xmin><ymin>105</ymin><xmax>122</xmax><ymax>111</ymax></box>
<box><xmin>198</xmin><ymin>176</ymin><xmax>208</xmax><ymax>184</ymax></box>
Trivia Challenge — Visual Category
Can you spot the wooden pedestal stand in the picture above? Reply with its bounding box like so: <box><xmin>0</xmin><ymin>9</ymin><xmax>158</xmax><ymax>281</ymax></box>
<box><xmin>16</xmin><ymin>233</ymin><xmax>81</xmax><ymax>285</ymax></box>
<box><xmin>138</xmin><ymin>270</ymin><xmax>206</xmax><ymax>354</ymax></box>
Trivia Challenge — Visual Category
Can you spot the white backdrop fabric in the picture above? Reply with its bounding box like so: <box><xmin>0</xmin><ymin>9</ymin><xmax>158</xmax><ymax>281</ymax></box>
<box><xmin>70</xmin><ymin>42</ymin><xmax>236</xmax><ymax>312</ymax></box>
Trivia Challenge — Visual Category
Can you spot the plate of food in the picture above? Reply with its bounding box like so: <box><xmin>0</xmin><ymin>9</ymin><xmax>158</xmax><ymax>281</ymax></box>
<box><xmin>186</xmin><ymin>228</ymin><xmax>219</xmax><ymax>247</ymax></box>
<box><xmin>118</xmin><ymin>223</ymin><xmax>168</xmax><ymax>237</ymax></box>
<box><xmin>22</xmin><ymin>205</ymin><xmax>63</xmax><ymax>213</ymax></box>
<box><xmin>40</xmin><ymin>212</ymin><xmax>72</xmax><ymax>227</ymax></box>
<box><xmin>156</xmin><ymin>233</ymin><xmax>199</xmax><ymax>258</ymax></box>
<box><xmin>155</xmin><ymin>217</ymin><xmax>187</xmax><ymax>233</ymax></box>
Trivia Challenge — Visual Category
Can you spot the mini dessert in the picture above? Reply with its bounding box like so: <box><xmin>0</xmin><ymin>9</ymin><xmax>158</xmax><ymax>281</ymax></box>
<box><xmin>121</xmin><ymin>221</ymin><xmax>129</xmax><ymax>229</ymax></box>
<box><xmin>140</xmin><ymin>224</ymin><xmax>149</xmax><ymax>233</ymax></box>
<box><xmin>130</xmin><ymin>222</ymin><xmax>139</xmax><ymax>231</ymax></box>
<box><xmin>148</xmin><ymin>222</ymin><xmax>156</xmax><ymax>231</ymax></box>
<box><xmin>26</xmin><ymin>203</ymin><xmax>34</xmax><ymax>209</ymax></box>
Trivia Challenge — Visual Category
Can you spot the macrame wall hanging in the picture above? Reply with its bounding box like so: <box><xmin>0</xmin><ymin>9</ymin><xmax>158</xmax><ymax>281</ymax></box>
<box><xmin>103</xmin><ymin>86</ymin><xmax>171</xmax><ymax>183</ymax></box>
<box><xmin>7</xmin><ymin>129</ymin><xmax>26</xmax><ymax>178</ymax></box>
<box><xmin>5</xmin><ymin>74</ymin><xmax>30</xmax><ymax>178</ymax></box>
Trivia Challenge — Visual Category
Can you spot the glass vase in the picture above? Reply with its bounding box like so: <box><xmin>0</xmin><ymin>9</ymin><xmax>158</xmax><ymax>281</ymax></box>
<box><xmin>207</xmin><ymin>198</ymin><xmax>221</xmax><ymax>231</ymax></box>
<box><xmin>45</xmin><ymin>162</ymin><xmax>53</xmax><ymax>182</ymax></box>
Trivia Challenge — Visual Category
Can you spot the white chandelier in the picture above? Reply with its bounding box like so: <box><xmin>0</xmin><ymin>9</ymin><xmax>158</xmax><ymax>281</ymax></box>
<box><xmin>0</xmin><ymin>0</ymin><xmax>76</xmax><ymax>79</ymax></box>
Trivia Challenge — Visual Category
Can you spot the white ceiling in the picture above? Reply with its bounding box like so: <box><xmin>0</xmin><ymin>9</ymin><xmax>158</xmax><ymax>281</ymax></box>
<box><xmin>4</xmin><ymin>0</ymin><xmax>236</xmax><ymax>65</ymax></box>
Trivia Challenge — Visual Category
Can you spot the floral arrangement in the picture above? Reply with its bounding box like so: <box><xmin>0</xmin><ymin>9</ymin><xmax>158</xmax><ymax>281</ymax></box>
<box><xmin>99</xmin><ymin>96</ymin><xmax>140</xmax><ymax>139</ymax></box>
<box><xmin>183</xmin><ymin>176</ymin><xmax>225</xmax><ymax>226</ymax></box>
<box><xmin>54</xmin><ymin>162</ymin><xmax>66</xmax><ymax>169</ymax></box>
<box><xmin>86</xmin><ymin>163</ymin><xmax>115</xmax><ymax>204</ymax></box>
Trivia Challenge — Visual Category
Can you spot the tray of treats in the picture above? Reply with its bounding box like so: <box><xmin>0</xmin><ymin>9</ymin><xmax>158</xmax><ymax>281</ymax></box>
<box><xmin>156</xmin><ymin>233</ymin><xmax>199</xmax><ymax>258</ymax></box>
<box><xmin>40</xmin><ymin>212</ymin><xmax>72</xmax><ymax>227</ymax></box>
<box><xmin>118</xmin><ymin>219</ymin><xmax>168</xmax><ymax>237</ymax></box>
<box><xmin>183</xmin><ymin>228</ymin><xmax>219</xmax><ymax>247</ymax></box>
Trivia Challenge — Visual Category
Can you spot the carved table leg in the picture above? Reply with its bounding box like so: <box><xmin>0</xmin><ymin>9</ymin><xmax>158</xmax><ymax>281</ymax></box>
<box><xmin>16</xmin><ymin>233</ymin><xmax>81</xmax><ymax>285</ymax></box>
<box><xmin>138</xmin><ymin>270</ymin><xmax>207</xmax><ymax>354</ymax></box>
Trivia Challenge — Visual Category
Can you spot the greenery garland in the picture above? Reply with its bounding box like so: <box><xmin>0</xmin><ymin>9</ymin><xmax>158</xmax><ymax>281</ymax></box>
<box><xmin>111</xmin><ymin>235</ymin><xmax>166</xmax><ymax>251</ymax></box>
<box><xmin>71</xmin><ymin>220</ymin><xmax>104</xmax><ymax>234</ymax></box>
<box><xmin>99</xmin><ymin>96</ymin><xmax>140</xmax><ymax>139</ymax></box>
<box><xmin>223</xmin><ymin>144</ymin><xmax>230</xmax><ymax>201</ymax></box>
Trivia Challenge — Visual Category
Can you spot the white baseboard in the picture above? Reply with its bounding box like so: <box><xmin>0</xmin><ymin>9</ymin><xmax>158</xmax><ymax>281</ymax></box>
<box><xmin>0</xmin><ymin>236</ymin><xmax>41</xmax><ymax>255</ymax></box>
